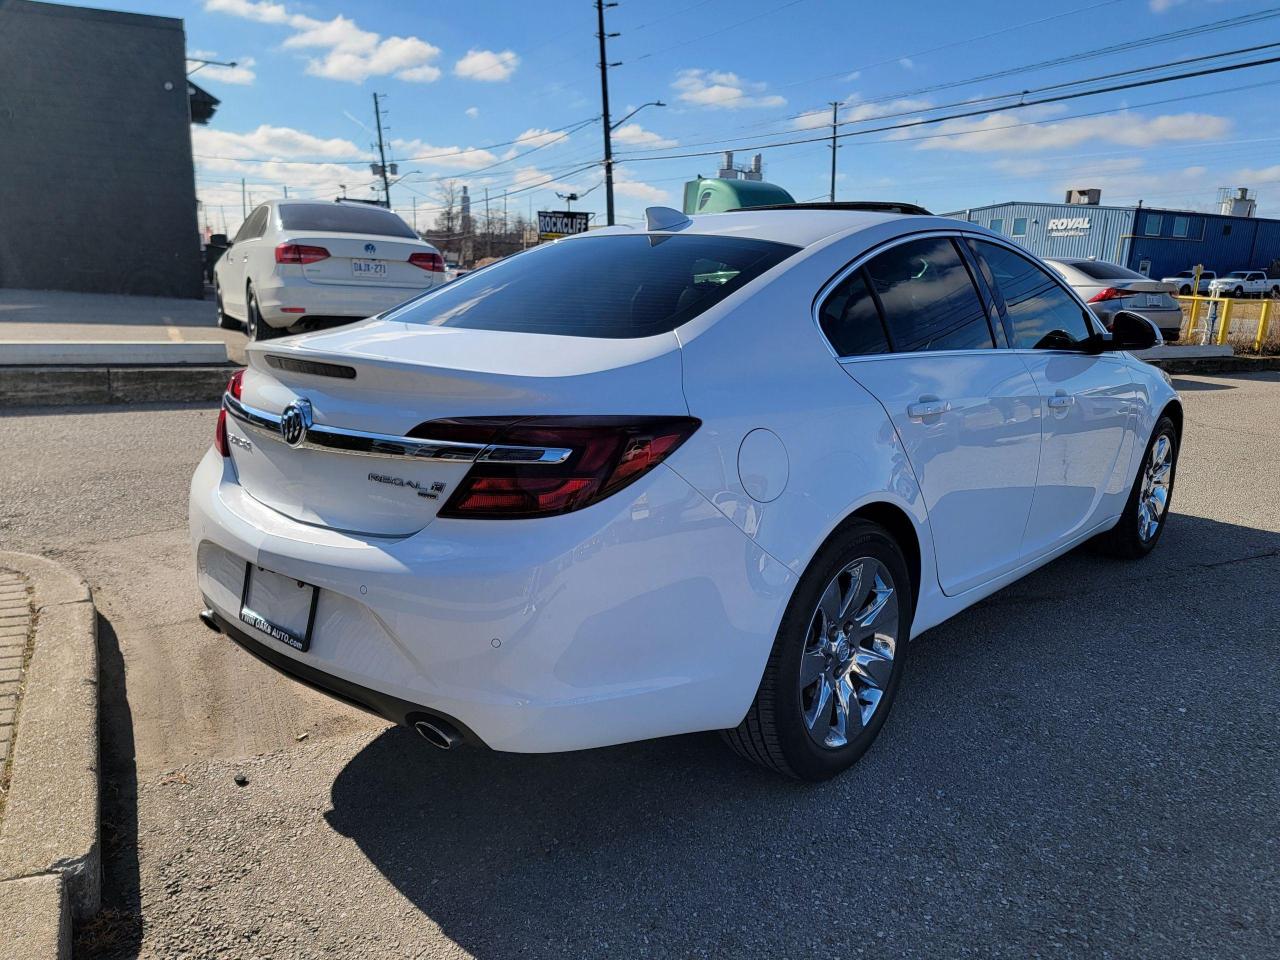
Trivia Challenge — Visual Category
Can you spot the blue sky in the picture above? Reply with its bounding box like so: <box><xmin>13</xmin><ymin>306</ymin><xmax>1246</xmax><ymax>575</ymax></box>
<box><xmin>71</xmin><ymin>0</ymin><xmax>1280</xmax><ymax>232</ymax></box>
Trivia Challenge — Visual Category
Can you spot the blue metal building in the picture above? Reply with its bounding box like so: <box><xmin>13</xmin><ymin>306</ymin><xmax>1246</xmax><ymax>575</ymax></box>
<box><xmin>949</xmin><ymin>200</ymin><xmax>1280</xmax><ymax>280</ymax></box>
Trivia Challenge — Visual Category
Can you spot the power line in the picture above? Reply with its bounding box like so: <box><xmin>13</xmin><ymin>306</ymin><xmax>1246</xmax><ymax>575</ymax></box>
<box><xmin>668</xmin><ymin>39</ymin><xmax>1280</xmax><ymax>154</ymax></box>
<box><xmin>617</xmin><ymin>51</ymin><xmax>1280</xmax><ymax>162</ymax></box>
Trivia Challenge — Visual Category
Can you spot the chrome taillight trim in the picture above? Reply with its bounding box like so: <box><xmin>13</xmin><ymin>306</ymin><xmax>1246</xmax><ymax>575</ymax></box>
<box><xmin>222</xmin><ymin>394</ymin><xmax>572</xmax><ymax>465</ymax></box>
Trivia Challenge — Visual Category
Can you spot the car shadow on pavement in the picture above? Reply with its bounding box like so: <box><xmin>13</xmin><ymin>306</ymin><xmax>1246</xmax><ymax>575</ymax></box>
<box><xmin>323</xmin><ymin>513</ymin><xmax>1280</xmax><ymax>959</ymax></box>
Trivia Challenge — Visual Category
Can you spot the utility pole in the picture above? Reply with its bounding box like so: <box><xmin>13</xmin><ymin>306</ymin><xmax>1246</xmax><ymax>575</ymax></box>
<box><xmin>595</xmin><ymin>0</ymin><xmax>619</xmax><ymax>226</ymax></box>
<box><xmin>373</xmin><ymin>92</ymin><xmax>392</xmax><ymax>207</ymax></box>
<box><xmin>484</xmin><ymin>187</ymin><xmax>491</xmax><ymax>258</ymax></box>
<box><xmin>412</xmin><ymin>196</ymin><xmax>417</xmax><ymax>232</ymax></box>
<box><xmin>241</xmin><ymin>178</ymin><xmax>246</xmax><ymax>219</ymax></box>
<box><xmin>283</xmin><ymin>185</ymin><xmax>289</xmax><ymax>199</ymax></box>
<box><xmin>828</xmin><ymin>101</ymin><xmax>840</xmax><ymax>203</ymax></box>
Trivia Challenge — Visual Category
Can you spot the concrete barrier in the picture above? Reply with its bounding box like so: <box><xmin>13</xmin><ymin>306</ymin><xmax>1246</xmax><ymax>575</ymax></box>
<box><xmin>0</xmin><ymin>340</ymin><xmax>228</xmax><ymax>365</ymax></box>
<box><xmin>0</xmin><ymin>365</ymin><xmax>235</xmax><ymax>406</ymax></box>
<box><xmin>0</xmin><ymin>552</ymin><xmax>99</xmax><ymax>929</ymax></box>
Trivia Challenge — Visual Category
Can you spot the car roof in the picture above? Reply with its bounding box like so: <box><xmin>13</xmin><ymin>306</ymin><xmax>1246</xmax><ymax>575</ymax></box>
<box><xmin>588</xmin><ymin>209</ymin><xmax>968</xmax><ymax>249</ymax></box>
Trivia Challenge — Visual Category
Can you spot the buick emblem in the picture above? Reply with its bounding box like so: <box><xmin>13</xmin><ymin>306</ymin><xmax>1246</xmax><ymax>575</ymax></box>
<box><xmin>279</xmin><ymin>399</ymin><xmax>313</xmax><ymax>447</ymax></box>
<box><xmin>364</xmin><ymin>242</ymin><xmax>376</xmax><ymax>254</ymax></box>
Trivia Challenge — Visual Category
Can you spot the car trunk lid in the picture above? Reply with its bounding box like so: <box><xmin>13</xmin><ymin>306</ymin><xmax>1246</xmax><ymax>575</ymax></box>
<box><xmin>225</xmin><ymin>319</ymin><xmax>686</xmax><ymax>536</ymax></box>
<box><xmin>282</xmin><ymin>231</ymin><xmax>439</xmax><ymax>289</ymax></box>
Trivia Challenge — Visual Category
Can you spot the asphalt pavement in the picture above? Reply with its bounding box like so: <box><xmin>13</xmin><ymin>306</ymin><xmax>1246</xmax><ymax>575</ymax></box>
<box><xmin>0</xmin><ymin>373</ymin><xmax>1276</xmax><ymax>959</ymax></box>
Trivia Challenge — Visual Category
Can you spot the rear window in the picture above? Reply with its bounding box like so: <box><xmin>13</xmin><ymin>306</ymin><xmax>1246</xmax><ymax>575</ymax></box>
<box><xmin>1067</xmin><ymin>260</ymin><xmax>1147</xmax><ymax>281</ymax></box>
<box><xmin>393</xmin><ymin>234</ymin><xmax>798</xmax><ymax>338</ymax></box>
<box><xmin>278</xmin><ymin>203</ymin><xmax>417</xmax><ymax>238</ymax></box>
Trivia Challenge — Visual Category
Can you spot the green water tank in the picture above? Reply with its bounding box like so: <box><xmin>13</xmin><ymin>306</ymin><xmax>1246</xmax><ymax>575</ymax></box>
<box><xmin>682</xmin><ymin>177</ymin><xmax>795</xmax><ymax>215</ymax></box>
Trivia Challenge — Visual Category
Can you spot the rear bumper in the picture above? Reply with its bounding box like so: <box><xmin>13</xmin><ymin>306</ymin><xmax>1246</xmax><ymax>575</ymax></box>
<box><xmin>208</xmin><ymin>608</ymin><xmax>483</xmax><ymax>743</ymax></box>
<box><xmin>255</xmin><ymin>275</ymin><xmax>434</xmax><ymax>328</ymax></box>
<box><xmin>188</xmin><ymin>448</ymin><xmax>794</xmax><ymax>753</ymax></box>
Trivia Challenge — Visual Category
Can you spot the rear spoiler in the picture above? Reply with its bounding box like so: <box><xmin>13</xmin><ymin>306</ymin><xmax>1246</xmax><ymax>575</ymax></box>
<box><xmin>728</xmin><ymin>201</ymin><xmax>933</xmax><ymax>216</ymax></box>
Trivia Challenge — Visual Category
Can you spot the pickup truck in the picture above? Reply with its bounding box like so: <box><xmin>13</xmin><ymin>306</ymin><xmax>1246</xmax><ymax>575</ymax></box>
<box><xmin>1207</xmin><ymin>270</ymin><xmax>1280</xmax><ymax>298</ymax></box>
<box><xmin>1161</xmin><ymin>269</ymin><xmax>1215</xmax><ymax>295</ymax></box>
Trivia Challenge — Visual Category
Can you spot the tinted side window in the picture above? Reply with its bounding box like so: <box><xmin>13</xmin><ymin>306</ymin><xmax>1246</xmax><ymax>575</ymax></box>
<box><xmin>864</xmin><ymin>237</ymin><xmax>994</xmax><ymax>352</ymax></box>
<box><xmin>972</xmin><ymin>241</ymin><xmax>1094</xmax><ymax>350</ymax></box>
<box><xmin>234</xmin><ymin>206</ymin><xmax>268</xmax><ymax>243</ymax></box>
<box><xmin>818</xmin><ymin>269</ymin><xmax>890</xmax><ymax>356</ymax></box>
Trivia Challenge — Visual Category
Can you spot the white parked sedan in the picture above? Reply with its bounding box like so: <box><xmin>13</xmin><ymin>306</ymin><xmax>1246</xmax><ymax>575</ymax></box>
<box><xmin>214</xmin><ymin>199</ymin><xmax>447</xmax><ymax>340</ymax></box>
<box><xmin>190</xmin><ymin>205</ymin><xmax>1180</xmax><ymax>781</ymax></box>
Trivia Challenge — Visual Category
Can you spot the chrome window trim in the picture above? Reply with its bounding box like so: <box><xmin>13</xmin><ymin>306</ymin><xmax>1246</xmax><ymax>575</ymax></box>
<box><xmin>222</xmin><ymin>394</ymin><xmax>573</xmax><ymax>465</ymax></box>
<box><xmin>811</xmin><ymin>228</ymin><xmax>1107</xmax><ymax>362</ymax></box>
<box><xmin>810</xmin><ymin>228</ymin><xmax>1005</xmax><ymax>362</ymax></box>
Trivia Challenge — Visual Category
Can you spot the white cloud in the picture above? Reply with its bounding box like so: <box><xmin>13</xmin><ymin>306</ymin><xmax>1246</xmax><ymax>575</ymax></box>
<box><xmin>898</xmin><ymin>57</ymin><xmax>915</xmax><ymax>70</ymax></box>
<box><xmin>203</xmin><ymin>0</ymin><xmax>443</xmax><ymax>83</ymax></box>
<box><xmin>390</xmin><ymin>138</ymin><xmax>499</xmax><ymax>170</ymax></box>
<box><xmin>612</xmin><ymin>123</ymin><xmax>677</xmax><ymax>149</ymax></box>
<box><xmin>465</xmin><ymin>106</ymin><xmax>480</xmax><ymax>118</ymax></box>
<box><xmin>454</xmin><ymin>49</ymin><xmax>520</xmax><ymax>82</ymax></box>
<box><xmin>500</xmin><ymin>128</ymin><xmax>569</xmax><ymax>160</ymax></box>
<box><xmin>791</xmin><ymin>95</ymin><xmax>933</xmax><ymax>131</ymax></box>
<box><xmin>613</xmin><ymin>168</ymin><xmax>669</xmax><ymax>204</ymax></box>
<box><xmin>916</xmin><ymin>108</ymin><xmax>1232</xmax><ymax>152</ymax></box>
<box><xmin>196</xmin><ymin>56</ymin><xmax>257</xmax><ymax>85</ymax></box>
<box><xmin>193</xmin><ymin>124</ymin><xmax>365</xmax><ymax>161</ymax></box>
<box><xmin>672</xmin><ymin>68</ymin><xmax>785</xmax><ymax>109</ymax></box>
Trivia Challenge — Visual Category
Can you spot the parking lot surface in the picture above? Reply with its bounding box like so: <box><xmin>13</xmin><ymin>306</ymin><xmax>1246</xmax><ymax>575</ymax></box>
<box><xmin>0</xmin><ymin>373</ymin><xmax>1277</xmax><ymax>959</ymax></box>
<box><xmin>0</xmin><ymin>288</ymin><xmax>246</xmax><ymax>365</ymax></box>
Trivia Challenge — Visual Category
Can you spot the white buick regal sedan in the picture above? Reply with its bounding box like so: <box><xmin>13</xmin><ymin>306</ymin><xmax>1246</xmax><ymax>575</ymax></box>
<box><xmin>213</xmin><ymin>199</ymin><xmax>448</xmax><ymax>340</ymax></box>
<box><xmin>190</xmin><ymin>203</ymin><xmax>1180</xmax><ymax>781</ymax></box>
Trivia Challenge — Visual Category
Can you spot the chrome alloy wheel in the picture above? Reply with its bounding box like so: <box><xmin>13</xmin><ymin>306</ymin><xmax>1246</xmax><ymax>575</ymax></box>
<box><xmin>1138</xmin><ymin>434</ymin><xmax>1173</xmax><ymax>542</ymax></box>
<box><xmin>799</xmin><ymin>557</ymin><xmax>898</xmax><ymax>750</ymax></box>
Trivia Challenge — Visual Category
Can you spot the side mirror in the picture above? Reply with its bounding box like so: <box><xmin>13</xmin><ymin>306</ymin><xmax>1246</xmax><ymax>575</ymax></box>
<box><xmin>209</xmin><ymin>233</ymin><xmax>228</xmax><ymax>247</ymax></box>
<box><xmin>1109</xmin><ymin>310</ymin><xmax>1163</xmax><ymax>351</ymax></box>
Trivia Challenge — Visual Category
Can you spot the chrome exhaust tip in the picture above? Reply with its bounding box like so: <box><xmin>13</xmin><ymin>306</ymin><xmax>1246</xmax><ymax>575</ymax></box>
<box><xmin>413</xmin><ymin>718</ymin><xmax>461</xmax><ymax>751</ymax></box>
<box><xmin>198</xmin><ymin>609</ymin><xmax>222</xmax><ymax>633</ymax></box>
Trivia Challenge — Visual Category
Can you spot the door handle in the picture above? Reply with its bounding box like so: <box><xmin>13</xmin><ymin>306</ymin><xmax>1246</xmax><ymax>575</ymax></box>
<box><xmin>1047</xmin><ymin>393</ymin><xmax>1075</xmax><ymax>409</ymax></box>
<box><xmin>907</xmin><ymin>399</ymin><xmax>948</xmax><ymax>418</ymax></box>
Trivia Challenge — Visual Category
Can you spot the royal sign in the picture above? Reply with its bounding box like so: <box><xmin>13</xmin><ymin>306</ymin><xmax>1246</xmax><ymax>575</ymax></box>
<box><xmin>1046</xmin><ymin>216</ymin><xmax>1091</xmax><ymax>234</ymax></box>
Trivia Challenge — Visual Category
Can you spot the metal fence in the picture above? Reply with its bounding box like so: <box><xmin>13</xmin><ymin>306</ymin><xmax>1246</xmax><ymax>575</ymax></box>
<box><xmin>1177</xmin><ymin>296</ymin><xmax>1276</xmax><ymax>352</ymax></box>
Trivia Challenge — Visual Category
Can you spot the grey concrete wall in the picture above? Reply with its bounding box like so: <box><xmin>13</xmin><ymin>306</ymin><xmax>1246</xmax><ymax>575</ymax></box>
<box><xmin>0</xmin><ymin>0</ymin><xmax>203</xmax><ymax>298</ymax></box>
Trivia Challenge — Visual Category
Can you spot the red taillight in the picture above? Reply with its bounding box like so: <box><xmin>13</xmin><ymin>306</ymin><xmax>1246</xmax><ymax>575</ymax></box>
<box><xmin>275</xmin><ymin>243</ymin><xmax>330</xmax><ymax>265</ymax></box>
<box><xmin>430</xmin><ymin>416</ymin><xmax>701</xmax><ymax>519</ymax></box>
<box><xmin>1088</xmin><ymin>287</ymin><xmax>1129</xmax><ymax>303</ymax></box>
<box><xmin>408</xmin><ymin>251</ymin><xmax>445</xmax><ymax>272</ymax></box>
<box><xmin>215</xmin><ymin>369</ymin><xmax>245</xmax><ymax>457</ymax></box>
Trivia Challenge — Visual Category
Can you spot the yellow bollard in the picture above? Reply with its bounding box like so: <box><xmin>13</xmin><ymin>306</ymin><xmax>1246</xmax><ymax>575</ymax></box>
<box><xmin>1186</xmin><ymin>296</ymin><xmax>1201</xmax><ymax>340</ymax></box>
<box><xmin>1215</xmin><ymin>298</ymin><xmax>1235</xmax><ymax>346</ymax></box>
<box><xmin>1254</xmin><ymin>299</ymin><xmax>1273</xmax><ymax>354</ymax></box>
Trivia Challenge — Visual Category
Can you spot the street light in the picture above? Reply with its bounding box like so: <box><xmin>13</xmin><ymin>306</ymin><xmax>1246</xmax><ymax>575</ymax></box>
<box><xmin>186</xmin><ymin>57</ymin><xmax>237</xmax><ymax>77</ymax></box>
<box><xmin>611</xmin><ymin>100</ymin><xmax>666</xmax><ymax>131</ymax></box>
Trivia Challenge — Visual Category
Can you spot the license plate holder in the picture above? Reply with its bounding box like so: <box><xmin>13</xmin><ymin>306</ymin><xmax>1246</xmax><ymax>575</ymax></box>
<box><xmin>239</xmin><ymin>563</ymin><xmax>318</xmax><ymax>652</ymax></box>
<box><xmin>1146</xmin><ymin>294</ymin><xmax>1162</xmax><ymax>307</ymax></box>
<box><xmin>352</xmin><ymin>259</ymin><xmax>387</xmax><ymax>278</ymax></box>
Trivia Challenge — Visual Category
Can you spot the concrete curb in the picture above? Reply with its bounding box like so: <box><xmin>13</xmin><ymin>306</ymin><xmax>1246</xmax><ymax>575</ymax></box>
<box><xmin>0</xmin><ymin>873</ymin><xmax>70</xmax><ymax>959</ymax></box>
<box><xmin>0</xmin><ymin>364</ymin><xmax>236</xmax><ymax>406</ymax></box>
<box><xmin>0</xmin><ymin>551</ymin><xmax>99</xmax><ymax>939</ymax></box>
<box><xmin>1145</xmin><ymin>354</ymin><xmax>1280</xmax><ymax>375</ymax></box>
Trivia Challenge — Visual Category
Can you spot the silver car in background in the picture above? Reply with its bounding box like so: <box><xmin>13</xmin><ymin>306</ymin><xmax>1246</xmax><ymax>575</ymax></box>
<box><xmin>1044</xmin><ymin>258</ymin><xmax>1182</xmax><ymax>343</ymax></box>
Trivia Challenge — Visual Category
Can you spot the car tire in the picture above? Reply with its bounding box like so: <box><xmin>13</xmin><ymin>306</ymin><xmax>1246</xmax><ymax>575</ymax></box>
<box><xmin>245</xmin><ymin>285</ymin><xmax>275</xmax><ymax>341</ymax></box>
<box><xmin>1178</xmin><ymin>285</ymin><xmax>1191</xmax><ymax>296</ymax></box>
<box><xmin>1096</xmin><ymin>415</ymin><xmax>1178</xmax><ymax>560</ymax></box>
<box><xmin>1233</xmin><ymin>286</ymin><xmax>1244</xmax><ymax>298</ymax></box>
<box><xmin>215</xmin><ymin>283</ymin><xmax>238</xmax><ymax>330</ymax></box>
<box><xmin>723</xmin><ymin>520</ymin><xmax>913</xmax><ymax>781</ymax></box>
<box><xmin>1270</xmin><ymin>286</ymin><xmax>1280</xmax><ymax>299</ymax></box>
